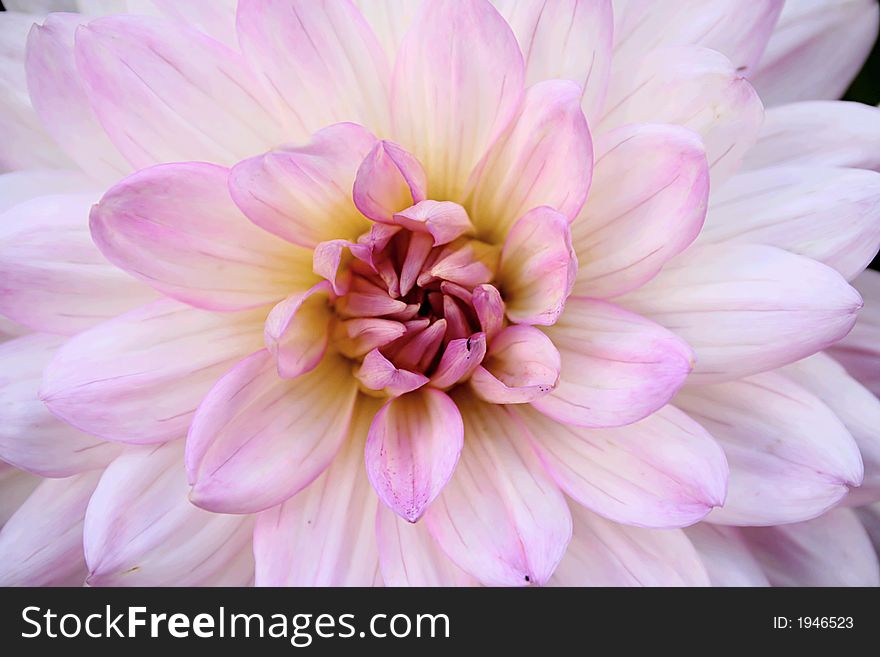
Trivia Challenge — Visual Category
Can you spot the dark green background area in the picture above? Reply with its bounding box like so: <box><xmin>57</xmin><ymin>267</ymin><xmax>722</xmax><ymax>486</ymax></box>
<box><xmin>843</xmin><ymin>36</ymin><xmax>880</xmax><ymax>270</ymax></box>
<box><xmin>845</xmin><ymin>30</ymin><xmax>880</xmax><ymax>104</ymax></box>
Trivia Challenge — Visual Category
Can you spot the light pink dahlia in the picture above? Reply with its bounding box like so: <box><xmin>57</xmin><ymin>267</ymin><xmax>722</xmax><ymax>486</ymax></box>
<box><xmin>2</xmin><ymin>0</ymin><xmax>880</xmax><ymax>587</ymax></box>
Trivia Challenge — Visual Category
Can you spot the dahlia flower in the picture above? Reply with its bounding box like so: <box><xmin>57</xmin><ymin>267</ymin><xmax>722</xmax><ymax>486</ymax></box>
<box><xmin>2</xmin><ymin>0</ymin><xmax>880</xmax><ymax>587</ymax></box>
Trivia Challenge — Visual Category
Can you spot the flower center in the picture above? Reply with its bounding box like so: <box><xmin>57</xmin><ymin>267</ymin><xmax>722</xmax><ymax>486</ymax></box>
<box><xmin>314</xmin><ymin>200</ymin><xmax>504</xmax><ymax>395</ymax></box>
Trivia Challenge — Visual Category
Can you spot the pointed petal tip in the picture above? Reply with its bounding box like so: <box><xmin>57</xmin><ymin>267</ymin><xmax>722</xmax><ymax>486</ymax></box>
<box><xmin>186</xmin><ymin>479</ymin><xmax>254</xmax><ymax>516</ymax></box>
<box><xmin>403</xmin><ymin>508</ymin><xmax>423</xmax><ymax>524</ymax></box>
<box><xmin>186</xmin><ymin>476</ymin><xmax>234</xmax><ymax>514</ymax></box>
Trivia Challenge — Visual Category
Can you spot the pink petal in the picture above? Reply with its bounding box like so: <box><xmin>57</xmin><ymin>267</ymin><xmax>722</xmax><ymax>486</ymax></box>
<box><xmin>336</xmin><ymin>290</ymin><xmax>409</xmax><ymax>318</ymax></box>
<box><xmin>751</xmin><ymin>0</ymin><xmax>879</xmax><ymax>106</ymax></box>
<box><xmin>532</xmin><ymin>298</ymin><xmax>693</xmax><ymax>428</ymax></box>
<box><xmin>91</xmin><ymin>162</ymin><xmax>315</xmax><ymax>311</ymax></box>
<box><xmin>740</xmin><ymin>508</ymin><xmax>880</xmax><ymax>586</ymax></box>
<box><xmin>425</xmin><ymin>393</ymin><xmax>571</xmax><ymax>586</ymax></box>
<box><xmin>0</xmin><ymin>12</ymin><xmax>72</xmax><ymax>172</ymax></box>
<box><xmin>498</xmin><ymin>206</ymin><xmax>577</xmax><ymax>325</ymax></box>
<box><xmin>85</xmin><ymin>441</ymin><xmax>254</xmax><ymax>587</ymax></box>
<box><xmin>265</xmin><ymin>282</ymin><xmax>332</xmax><ymax>379</ymax></box>
<box><xmin>551</xmin><ymin>502</ymin><xmax>711</xmax><ymax>586</ymax></box>
<box><xmin>571</xmin><ymin>123</ymin><xmax>709</xmax><ymax>299</ymax></box>
<box><xmin>702</xmin><ymin>166</ymin><xmax>880</xmax><ymax>281</ymax></box>
<box><xmin>391</xmin><ymin>0</ymin><xmax>524</xmax><ymax>201</ymax></box>
<box><xmin>391</xmin><ymin>319</ymin><xmax>447</xmax><ymax>370</ymax></box>
<box><xmin>25</xmin><ymin>13</ymin><xmax>130</xmax><ymax>182</ymax></box>
<box><xmin>743</xmin><ymin>101</ymin><xmax>880</xmax><ymax>171</ymax></box>
<box><xmin>470</xmin><ymin>325</ymin><xmax>560</xmax><ymax>404</ymax></box>
<box><xmin>0</xmin><ymin>472</ymin><xmax>99</xmax><ymax>586</ymax></box>
<box><xmin>356</xmin><ymin>349</ymin><xmax>429</xmax><ymax>397</ymax></box>
<box><xmin>312</xmin><ymin>239</ymin><xmax>355</xmax><ymax>296</ymax></box>
<box><xmin>365</xmin><ymin>388</ymin><xmax>463</xmax><ymax>522</ymax></box>
<box><xmin>186</xmin><ymin>349</ymin><xmax>359</xmax><ymax>514</ymax></box>
<box><xmin>430</xmin><ymin>333</ymin><xmax>487</xmax><ymax>390</ymax></box>
<box><xmin>469</xmin><ymin>80</ymin><xmax>592</xmax><ymax>243</ymax></box>
<box><xmin>620</xmin><ymin>243</ymin><xmax>863</xmax><ymax>382</ymax></box>
<box><xmin>129</xmin><ymin>0</ymin><xmax>239</xmax><ymax>47</ymax></box>
<box><xmin>612</xmin><ymin>0</ymin><xmax>783</xmax><ymax>77</ymax></box>
<box><xmin>676</xmin><ymin>372</ymin><xmax>863</xmax><ymax>526</ymax></box>
<box><xmin>354</xmin><ymin>140</ymin><xmax>427</xmax><ymax>222</ymax></box>
<box><xmin>0</xmin><ymin>192</ymin><xmax>158</xmax><ymax>335</ymax></box>
<box><xmin>516</xmin><ymin>404</ymin><xmax>728</xmax><ymax>528</ymax></box>
<box><xmin>334</xmin><ymin>317</ymin><xmax>407</xmax><ymax>359</ymax></box>
<box><xmin>684</xmin><ymin>524</ymin><xmax>770</xmax><ymax>587</ymax></box>
<box><xmin>229</xmin><ymin>123</ymin><xmax>377</xmax><ymax>249</ymax></box>
<box><xmin>396</xmin><ymin>231</ymin><xmax>433</xmax><ymax>297</ymax></box>
<box><xmin>392</xmin><ymin>200</ymin><xmax>474</xmax><ymax>246</ymax></box>
<box><xmin>74</xmin><ymin>15</ymin><xmax>283</xmax><ymax>167</ymax></box>
<box><xmin>422</xmin><ymin>241</ymin><xmax>499</xmax><ymax>289</ymax></box>
<box><xmin>829</xmin><ymin>270</ymin><xmax>880</xmax><ymax>397</ymax></box>
<box><xmin>781</xmin><ymin>354</ymin><xmax>880</xmax><ymax>507</ymax></box>
<box><xmin>253</xmin><ymin>400</ymin><xmax>381</xmax><ymax>586</ymax></box>
<box><xmin>442</xmin><ymin>295</ymin><xmax>471</xmax><ymax>340</ymax></box>
<box><xmin>472</xmin><ymin>284</ymin><xmax>505</xmax><ymax>341</ymax></box>
<box><xmin>0</xmin><ymin>334</ymin><xmax>119</xmax><ymax>477</ymax></box>
<box><xmin>237</xmin><ymin>0</ymin><xmax>391</xmax><ymax>139</ymax></box>
<box><xmin>376</xmin><ymin>502</ymin><xmax>477</xmax><ymax>586</ymax></box>
<box><xmin>494</xmin><ymin>0</ymin><xmax>613</xmax><ymax>120</ymax></box>
<box><xmin>600</xmin><ymin>46</ymin><xmax>763</xmax><ymax>184</ymax></box>
<box><xmin>41</xmin><ymin>299</ymin><xmax>264</xmax><ymax>444</ymax></box>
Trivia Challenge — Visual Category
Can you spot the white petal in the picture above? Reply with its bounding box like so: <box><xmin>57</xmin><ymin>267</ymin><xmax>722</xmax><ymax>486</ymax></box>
<box><xmin>237</xmin><ymin>0</ymin><xmax>391</xmax><ymax>139</ymax></box>
<box><xmin>41</xmin><ymin>300</ymin><xmax>264</xmax><ymax>444</ymax></box>
<box><xmin>75</xmin><ymin>15</ymin><xmax>283</xmax><ymax>167</ymax></box>
<box><xmin>390</xmin><ymin>0</ymin><xmax>525</xmax><ymax>201</ymax></box>
<box><xmin>0</xmin><ymin>12</ymin><xmax>73</xmax><ymax>172</ymax></box>
<box><xmin>517</xmin><ymin>404</ymin><xmax>727</xmax><ymax>528</ymax></box>
<box><xmin>600</xmin><ymin>46</ymin><xmax>763</xmax><ymax>184</ymax></box>
<box><xmin>740</xmin><ymin>509</ymin><xmax>880</xmax><ymax>586</ymax></box>
<box><xmin>0</xmin><ymin>192</ymin><xmax>158</xmax><ymax>335</ymax></box>
<box><xmin>0</xmin><ymin>333</ymin><xmax>119</xmax><ymax>476</ymax></box>
<box><xmin>376</xmin><ymin>502</ymin><xmax>477</xmax><ymax>586</ymax></box>
<box><xmin>612</xmin><ymin>0</ymin><xmax>783</xmax><ymax>77</ymax></box>
<box><xmin>425</xmin><ymin>393</ymin><xmax>571</xmax><ymax>586</ymax></box>
<box><xmin>85</xmin><ymin>441</ymin><xmax>254</xmax><ymax>586</ymax></box>
<box><xmin>828</xmin><ymin>269</ymin><xmax>880</xmax><ymax>397</ymax></box>
<box><xmin>703</xmin><ymin>166</ymin><xmax>880</xmax><ymax>281</ymax></box>
<box><xmin>620</xmin><ymin>243</ymin><xmax>863</xmax><ymax>382</ymax></box>
<box><xmin>494</xmin><ymin>0</ymin><xmax>613</xmax><ymax>121</ymax></box>
<box><xmin>743</xmin><ymin>101</ymin><xmax>880</xmax><ymax>171</ymax></box>
<box><xmin>0</xmin><ymin>472</ymin><xmax>99</xmax><ymax>586</ymax></box>
<box><xmin>26</xmin><ymin>13</ymin><xmax>130</xmax><ymax>182</ymax></box>
<box><xmin>0</xmin><ymin>169</ymin><xmax>91</xmax><ymax>213</ymax></box>
<box><xmin>676</xmin><ymin>372</ymin><xmax>863</xmax><ymax>526</ymax></box>
<box><xmin>751</xmin><ymin>0</ymin><xmax>879</xmax><ymax>106</ymax></box>
<box><xmin>684</xmin><ymin>524</ymin><xmax>770</xmax><ymax>586</ymax></box>
<box><xmin>551</xmin><ymin>502</ymin><xmax>710</xmax><ymax>586</ymax></box>
<box><xmin>781</xmin><ymin>354</ymin><xmax>880</xmax><ymax>506</ymax></box>
<box><xmin>253</xmin><ymin>396</ymin><xmax>381</xmax><ymax>586</ymax></box>
<box><xmin>187</xmin><ymin>350</ymin><xmax>359</xmax><ymax>514</ymax></box>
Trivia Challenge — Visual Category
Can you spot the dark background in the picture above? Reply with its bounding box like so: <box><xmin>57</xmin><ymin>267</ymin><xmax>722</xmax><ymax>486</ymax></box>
<box><xmin>845</xmin><ymin>31</ymin><xmax>880</xmax><ymax>271</ymax></box>
<box><xmin>1</xmin><ymin>0</ymin><xmax>878</xmax><ymax>270</ymax></box>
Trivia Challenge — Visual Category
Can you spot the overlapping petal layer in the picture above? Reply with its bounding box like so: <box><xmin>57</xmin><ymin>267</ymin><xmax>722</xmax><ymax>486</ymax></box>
<box><xmin>1</xmin><ymin>0</ymin><xmax>879</xmax><ymax>590</ymax></box>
